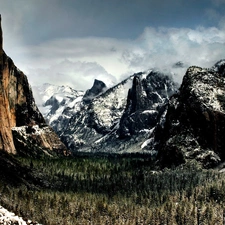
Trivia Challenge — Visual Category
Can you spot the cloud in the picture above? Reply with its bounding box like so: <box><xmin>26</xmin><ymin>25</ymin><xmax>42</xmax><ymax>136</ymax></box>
<box><xmin>120</xmin><ymin>26</ymin><xmax>225</xmax><ymax>83</ymax></box>
<box><xmin>1</xmin><ymin>0</ymin><xmax>225</xmax><ymax>90</ymax></box>
<box><xmin>9</xmin><ymin>24</ymin><xmax>225</xmax><ymax>90</ymax></box>
<box><xmin>8</xmin><ymin>36</ymin><xmax>133</xmax><ymax>90</ymax></box>
<box><xmin>0</xmin><ymin>2</ymin><xmax>25</xmax><ymax>49</ymax></box>
<box><xmin>27</xmin><ymin>59</ymin><xmax>117</xmax><ymax>90</ymax></box>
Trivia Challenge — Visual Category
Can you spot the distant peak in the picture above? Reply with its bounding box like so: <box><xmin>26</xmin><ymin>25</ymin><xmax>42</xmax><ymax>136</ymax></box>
<box><xmin>212</xmin><ymin>59</ymin><xmax>225</xmax><ymax>77</ymax></box>
<box><xmin>93</xmin><ymin>79</ymin><xmax>106</xmax><ymax>86</ymax></box>
<box><xmin>83</xmin><ymin>79</ymin><xmax>107</xmax><ymax>103</ymax></box>
<box><xmin>173</xmin><ymin>61</ymin><xmax>185</xmax><ymax>68</ymax></box>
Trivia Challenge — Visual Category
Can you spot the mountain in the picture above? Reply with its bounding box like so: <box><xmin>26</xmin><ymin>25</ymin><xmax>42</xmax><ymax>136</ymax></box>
<box><xmin>37</xmin><ymin>70</ymin><xmax>178</xmax><ymax>153</ymax></box>
<box><xmin>36</xmin><ymin>58</ymin><xmax>225</xmax><ymax>168</ymax></box>
<box><xmin>83</xmin><ymin>79</ymin><xmax>107</xmax><ymax>103</ymax></box>
<box><xmin>153</xmin><ymin>60</ymin><xmax>225</xmax><ymax>168</ymax></box>
<box><xmin>0</xmin><ymin>15</ymin><xmax>68</xmax><ymax>157</ymax></box>
<box><xmin>33</xmin><ymin>83</ymin><xmax>84</xmax><ymax>134</ymax></box>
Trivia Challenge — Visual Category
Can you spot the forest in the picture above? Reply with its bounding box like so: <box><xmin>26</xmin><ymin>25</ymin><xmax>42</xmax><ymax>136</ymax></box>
<box><xmin>0</xmin><ymin>152</ymin><xmax>225</xmax><ymax>225</ymax></box>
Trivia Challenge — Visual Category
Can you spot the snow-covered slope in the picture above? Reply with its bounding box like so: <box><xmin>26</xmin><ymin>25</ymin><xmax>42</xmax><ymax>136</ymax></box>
<box><xmin>59</xmin><ymin>75</ymin><xmax>134</xmax><ymax>152</ymax></box>
<box><xmin>33</xmin><ymin>59</ymin><xmax>225</xmax><ymax>167</ymax></box>
<box><xmin>33</xmin><ymin>83</ymin><xmax>84</xmax><ymax>133</ymax></box>
<box><xmin>35</xmin><ymin>71</ymin><xmax>178</xmax><ymax>153</ymax></box>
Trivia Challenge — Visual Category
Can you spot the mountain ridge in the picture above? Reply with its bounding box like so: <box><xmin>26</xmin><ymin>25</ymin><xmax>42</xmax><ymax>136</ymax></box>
<box><xmin>37</xmin><ymin>70</ymin><xmax>178</xmax><ymax>154</ymax></box>
<box><xmin>36</xmin><ymin>60</ymin><xmax>225</xmax><ymax>168</ymax></box>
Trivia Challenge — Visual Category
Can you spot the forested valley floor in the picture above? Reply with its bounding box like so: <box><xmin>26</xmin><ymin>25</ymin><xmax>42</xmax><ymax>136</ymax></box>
<box><xmin>0</xmin><ymin>152</ymin><xmax>225</xmax><ymax>225</ymax></box>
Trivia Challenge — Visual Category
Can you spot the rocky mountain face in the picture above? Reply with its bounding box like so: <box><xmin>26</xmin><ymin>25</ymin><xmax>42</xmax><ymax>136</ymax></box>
<box><xmin>0</xmin><ymin>15</ymin><xmax>68</xmax><ymax>156</ymax></box>
<box><xmin>33</xmin><ymin>83</ymin><xmax>84</xmax><ymax>134</ymax></box>
<box><xmin>153</xmin><ymin>61</ymin><xmax>225</xmax><ymax>168</ymax></box>
<box><xmin>37</xmin><ymin>59</ymin><xmax>225</xmax><ymax>168</ymax></box>
<box><xmin>118</xmin><ymin>71</ymin><xmax>175</xmax><ymax>138</ymax></box>
<box><xmin>37</xmin><ymin>71</ymin><xmax>178</xmax><ymax>153</ymax></box>
<box><xmin>83</xmin><ymin>79</ymin><xmax>107</xmax><ymax>103</ymax></box>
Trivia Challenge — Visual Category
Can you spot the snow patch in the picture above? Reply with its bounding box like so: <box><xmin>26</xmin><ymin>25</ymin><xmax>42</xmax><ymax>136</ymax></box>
<box><xmin>0</xmin><ymin>205</ymin><xmax>42</xmax><ymax>225</ymax></box>
<box><xmin>141</xmin><ymin>128</ymin><xmax>155</xmax><ymax>149</ymax></box>
<box><xmin>141</xmin><ymin>110</ymin><xmax>157</xmax><ymax>115</ymax></box>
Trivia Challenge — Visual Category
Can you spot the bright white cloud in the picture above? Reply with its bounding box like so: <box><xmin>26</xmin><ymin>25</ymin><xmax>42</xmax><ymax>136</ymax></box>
<box><xmin>3</xmin><ymin>23</ymin><xmax>225</xmax><ymax>90</ymax></box>
<box><xmin>120</xmin><ymin>26</ymin><xmax>225</xmax><ymax>83</ymax></box>
<box><xmin>27</xmin><ymin>60</ymin><xmax>117</xmax><ymax>91</ymax></box>
<box><xmin>1</xmin><ymin>0</ymin><xmax>225</xmax><ymax>92</ymax></box>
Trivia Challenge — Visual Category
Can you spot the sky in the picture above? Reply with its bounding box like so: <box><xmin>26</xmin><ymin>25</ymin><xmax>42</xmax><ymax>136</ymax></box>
<box><xmin>0</xmin><ymin>0</ymin><xmax>225</xmax><ymax>91</ymax></box>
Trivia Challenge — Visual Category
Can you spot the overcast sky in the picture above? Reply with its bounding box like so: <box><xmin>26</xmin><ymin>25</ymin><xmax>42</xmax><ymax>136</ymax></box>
<box><xmin>1</xmin><ymin>0</ymin><xmax>225</xmax><ymax>90</ymax></box>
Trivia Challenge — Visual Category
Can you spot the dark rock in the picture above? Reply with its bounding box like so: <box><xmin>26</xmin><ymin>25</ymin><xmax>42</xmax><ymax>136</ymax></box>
<box><xmin>212</xmin><ymin>59</ymin><xmax>225</xmax><ymax>77</ymax></box>
<box><xmin>47</xmin><ymin>70</ymin><xmax>177</xmax><ymax>153</ymax></box>
<box><xmin>83</xmin><ymin>79</ymin><xmax>107</xmax><ymax>103</ymax></box>
<box><xmin>44</xmin><ymin>96</ymin><xmax>61</xmax><ymax>115</ymax></box>
<box><xmin>156</xmin><ymin>66</ymin><xmax>225</xmax><ymax>168</ymax></box>
<box><xmin>118</xmin><ymin>71</ymin><xmax>177</xmax><ymax>138</ymax></box>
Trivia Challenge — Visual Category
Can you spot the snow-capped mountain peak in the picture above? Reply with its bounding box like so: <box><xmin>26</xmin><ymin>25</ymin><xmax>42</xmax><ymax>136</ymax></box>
<box><xmin>33</xmin><ymin>83</ymin><xmax>84</xmax><ymax>124</ymax></box>
<box><xmin>35</xmin><ymin>70</ymin><xmax>178</xmax><ymax>154</ymax></box>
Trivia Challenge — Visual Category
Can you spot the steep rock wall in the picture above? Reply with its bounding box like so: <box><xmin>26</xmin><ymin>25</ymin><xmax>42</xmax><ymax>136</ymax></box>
<box><xmin>0</xmin><ymin>15</ymin><xmax>68</xmax><ymax>156</ymax></box>
<box><xmin>156</xmin><ymin>65</ymin><xmax>225</xmax><ymax>168</ymax></box>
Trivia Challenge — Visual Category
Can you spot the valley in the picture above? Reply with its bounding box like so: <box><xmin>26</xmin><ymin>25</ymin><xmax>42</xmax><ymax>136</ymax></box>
<box><xmin>0</xmin><ymin>11</ymin><xmax>225</xmax><ymax>224</ymax></box>
<box><xmin>1</xmin><ymin>153</ymin><xmax>225</xmax><ymax>224</ymax></box>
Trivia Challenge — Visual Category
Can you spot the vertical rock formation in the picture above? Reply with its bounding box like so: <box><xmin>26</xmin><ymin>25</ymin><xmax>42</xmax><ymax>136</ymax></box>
<box><xmin>0</xmin><ymin>15</ymin><xmax>69</xmax><ymax>156</ymax></box>
<box><xmin>118</xmin><ymin>71</ymin><xmax>177</xmax><ymax>138</ymax></box>
<box><xmin>155</xmin><ymin>64</ymin><xmax>225</xmax><ymax>168</ymax></box>
<box><xmin>83</xmin><ymin>79</ymin><xmax>107</xmax><ymax>103</ymax></box>
<box><xmin>0</xmin><ymin>14</ymin><xmax>17</xmax><ymax>153</ymax></box>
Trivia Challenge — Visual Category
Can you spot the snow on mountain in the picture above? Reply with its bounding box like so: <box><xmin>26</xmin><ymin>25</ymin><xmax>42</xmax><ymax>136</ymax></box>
<box><xmin>152</xmin><ymin>60</ymin><xmax>225</xmax><ymax>168</ymax></box>
<box><xmin>34</xmin><ymin>71</ymin><xmax>178</xmax><ymax>154</ymax></box>
<box><xmin>59</xmin><ymin>75</ymin><xmax>135</xmax><ymax>152</ymax></box>
<box><xmin>90</xmin><ymin>77</ymin><xmax>133</xmax><ymax>130</ymax></box>
<box><xmin>212</xmin><ymin>59</ymin><xmax>225</xmax><ymax>76</ymax></box>
<box><xmin>33</xmin><ymin>83</ymin><xmax>84</xmax><ymax>129</ymax></box>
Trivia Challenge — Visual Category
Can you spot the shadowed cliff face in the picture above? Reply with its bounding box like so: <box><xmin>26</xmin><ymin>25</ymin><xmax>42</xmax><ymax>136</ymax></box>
<box><xmin>156</xmin><ymin>64</ymin><xmax>225</xmax><ymax>168</ymax></box>
<box><xmin>0</xmin><ymin>15</ymin><xmax>68</xmax><ymax>156</ymax></box>
<box><xmin>83</xmin><ymin>79</ymin><xmax>107</xmax><ymax>103</ymax></box>
<box><xmin>0</xmin><ymin>15</ymin><xmax>17</xmax><ymax>153</ymax></box>
<box><xmin>118</xmin><ymin>71</ymin><xmax>176</xmax><ymax>138</ymax></box>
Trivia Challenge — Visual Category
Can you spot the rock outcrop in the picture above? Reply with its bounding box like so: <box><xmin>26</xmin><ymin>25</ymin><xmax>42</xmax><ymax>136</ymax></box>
<box><xmin>0</xmin><ymin>15</ymin><xmax>68</xmax><ymax>156</ymax></box>
<box><xmin>155</xmin><ymin>63</ymin><xmax>225</xmax><ymax>168</ymax></box>
<box><xmin>59</xmin><ymin>77</ymin><xmax>133</xmax><ymax>152</ymax></box>
<box><xmin>118</xmin><ymin>71</ymin><xmax>176</xmax><ymax>138</ymax></box>
<box><xmin>83</xmin><ymin>79</ymin><xmax>107</xmax><ymax>103</ymax></box>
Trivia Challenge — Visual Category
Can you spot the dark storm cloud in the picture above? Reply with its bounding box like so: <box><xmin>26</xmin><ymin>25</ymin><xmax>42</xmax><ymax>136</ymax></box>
<box><xmin>1</xmin><ymin>0</ymin><xmax>222</xmax><ymax>44</ymax></box>
<box><xmin>0</xmin><ymin>0</ymin><xmax>225</xmax><ymax>90</ymax></box>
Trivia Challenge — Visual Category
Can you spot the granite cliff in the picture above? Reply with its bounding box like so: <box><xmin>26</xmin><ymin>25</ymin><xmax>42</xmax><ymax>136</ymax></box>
<box><xmin>0</xmin><ymin>15</ymin><xmax>68</xmax><ymax>156</ymax></box>
<box><xmin>154</xmin><ymin>62</ymin><xmax>225</xmax><ymax>168</ymax></box>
